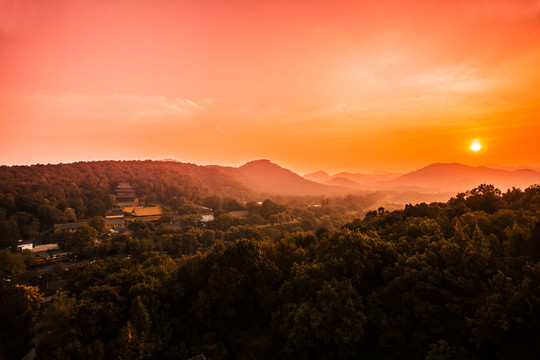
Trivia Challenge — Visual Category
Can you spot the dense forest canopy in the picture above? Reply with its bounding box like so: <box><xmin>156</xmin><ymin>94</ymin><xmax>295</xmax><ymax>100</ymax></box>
<box><xmin>1</xmin><ymin>161</ymin><xmax>540</xmax><ymax>359</ymax></box>
<box><xmin>28</xmin><ymin>184</ymin><xmax>540</xmax><ymax>359</ymax></box>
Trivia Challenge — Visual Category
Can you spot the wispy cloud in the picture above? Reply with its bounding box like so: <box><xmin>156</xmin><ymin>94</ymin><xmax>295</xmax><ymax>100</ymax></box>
<box><xmin>401</xmin><ymin>64</ymin><xmax>495</xmax><ymax>93</ymax></box>
<box><xmin>1</xmin><ymin>90</ymin><xmax>207</xmax><ymax>123</ymax></box>
<box><xmin>323</xmin><ymin>59</ymin><xmax>516</xmax><ymax>126</ymax></box>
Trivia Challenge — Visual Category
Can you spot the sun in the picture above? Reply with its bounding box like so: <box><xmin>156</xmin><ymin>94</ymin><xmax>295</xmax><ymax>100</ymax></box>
<box><xmin>470</xmin><ymin>139</ymin><xmax>482</xmax><ymax>152</ymax></box>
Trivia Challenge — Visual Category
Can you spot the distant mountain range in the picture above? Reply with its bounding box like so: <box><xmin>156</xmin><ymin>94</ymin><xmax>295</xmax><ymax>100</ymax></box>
<box><xmin>203</xmin><ymin>159</ymin><xmax>540</xmax><ymax>200</ymax></box>
<box><xmin>3</xmin><ymin>160</ymin><xmax>539</xmax><ymax>210</ymax></box>
<box><xmin>303</xmin><ymin>162</ymin><xmax>540</xmax><ymax>193</ymax></box>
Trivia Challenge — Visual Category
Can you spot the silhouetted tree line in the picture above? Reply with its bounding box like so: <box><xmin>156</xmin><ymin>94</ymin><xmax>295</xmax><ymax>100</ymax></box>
<box><xmin>28</xmin><ymin>184</ymin><xmax>540</xmax><ymax>359</ymax></box>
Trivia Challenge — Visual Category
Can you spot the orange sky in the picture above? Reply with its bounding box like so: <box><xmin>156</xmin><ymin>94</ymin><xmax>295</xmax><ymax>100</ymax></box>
<box><xmin>1</xmin><ymin>0</ymin><xmax>540</xmax><ymax>174</ymax></box>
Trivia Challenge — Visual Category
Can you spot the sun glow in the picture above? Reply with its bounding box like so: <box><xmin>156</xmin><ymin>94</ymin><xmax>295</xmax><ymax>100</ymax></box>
<box><xmin>1</xmin><ymin>0</ymin><xmax>540</xmax><ymax>170</ymax></box>
<box><xmin>470</xmin><ymin>140</ymin><xmax>482</xmax><ymax>152</ymax></box>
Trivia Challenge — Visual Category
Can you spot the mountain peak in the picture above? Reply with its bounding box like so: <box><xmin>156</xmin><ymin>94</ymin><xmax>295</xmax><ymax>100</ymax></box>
<box><xmin>422</xmin><ymin>162</ymin><xmax>467</xmax><ymax>168</ymax></box>
<box><xmin>241</xmin><ymin>159</ymin><xmax>274</xmax><ymax>167</ymax></box>
<box><xmin>303</xmin><ymin>170</ymin><xmax>332</xmax><ymax>183</ymax></box>
<box><xmin>229</xmin><ymin>160</ymin><xmax>348</xmax><ymax>195</ymax></box>
<box><xmin>239</xmin><ymin>159</ymin><xmax>298</xmax><ymax>177</ymax></box>
<box><xmin>308</xmin><ymin>170</ymin><xmax>330</xmax><ymax>177</ymax></box>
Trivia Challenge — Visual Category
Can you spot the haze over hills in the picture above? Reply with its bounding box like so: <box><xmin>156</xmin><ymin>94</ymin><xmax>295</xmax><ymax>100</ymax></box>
<box><xmin>325</xmin><ymin>177</ymin><xmax>363</xmax><ymax>188</ymax></box>
<box><xmin>210</xmin><ymin>159</ymin><xmax>351</xmax><ymax>196</ymax></box>
<box><xmin>482</xmin><ymin>164</ymin><xmax>540</xmax><ymax>172</ymax></box>
<box><xmin>304</xmin><ymin>162</ymin><xmax>540</xmax><ymax>193</ymax></box>
<box><xmin>154</xmin><ymin>159</ymin><xmax>540</xmax><ymax>206</ymax></box>
<box><xmin>386</xmin><ymin>163</ymin><xmax>540</xmax><ymax>192</ymax></box>
<box><xmin>211</xmin><ymin>159</ymin><xmax>460</xmax><ymax>206</ymax></box>
<box><xmin>304</xmin><ymin>170</ymin><xmax>402</xmax><ymax>188</ymax></box>
<box><xmin>303</xmin><ymin>170</ymin><xmax>333</xmax><ymax>184</ymax></box>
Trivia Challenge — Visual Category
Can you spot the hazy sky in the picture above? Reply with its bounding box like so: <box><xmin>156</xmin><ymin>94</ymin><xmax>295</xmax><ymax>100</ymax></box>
<box><xmin>1</xmin><ymin>0</ymin><xmax>539</xmax><ymax>174</ymax></box>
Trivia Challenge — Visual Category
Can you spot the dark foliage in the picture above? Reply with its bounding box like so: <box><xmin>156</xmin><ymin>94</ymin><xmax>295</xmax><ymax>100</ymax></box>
<box><xmin>27</xmin><ymin>184</ymin><xmax>540</xmax><ymax>359</ymax></box>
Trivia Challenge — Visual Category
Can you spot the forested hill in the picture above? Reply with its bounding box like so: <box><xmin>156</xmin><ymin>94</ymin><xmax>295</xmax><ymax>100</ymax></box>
<box><xmin>0</xmin><ymin>160</ymin><xmax>250</xmax><ymax>244</ymax></box>
<box><xmin>0</xmin><ymin>160</ymin><xmax>254</xmax><ymax>213</ymax></box>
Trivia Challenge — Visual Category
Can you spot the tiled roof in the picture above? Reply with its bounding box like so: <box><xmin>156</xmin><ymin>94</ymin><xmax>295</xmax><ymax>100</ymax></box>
<box><xmin>116</xmin><ymin>182</ymin><xmax>134</xmax><ymax>189</ymax></box>
<box><xmin>131</xmin><ymin>206</ymin><xmax>163</xmax><ymax>217</ymax></box>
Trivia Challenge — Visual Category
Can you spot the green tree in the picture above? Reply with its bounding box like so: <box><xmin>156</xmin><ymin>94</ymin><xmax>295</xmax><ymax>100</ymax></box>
<box><xmin>66</xmin><ymin>225</ymin><xmax>97</xmax><ymax>255</ymax></box>
<box><xmin>37</xmin><ymin>204</ymin><xmax>67</xmax><ymax>229</ymax></box>
<box><xmin>465</xmin><ymin>184</ymin><xmax>503</xmax><ymax>213</ymax></box>
<box><xmin>203</xmin><ymin>195</ymin><xmax>222</xmax><ymax>211</ymax></box>
<box><xmin>279</xmin><ymin>279</ymin><xmax>367</xmax><ymax>359</ymax></box>
<box><xmin>88</xmin><ymin>216</ymin><xmax>106</xmax><ymax>234</ymax></box>
<box><xmin>0</xmin><ymin>249</ymin><xmax>26</xmax><ymax>278</ymax></box>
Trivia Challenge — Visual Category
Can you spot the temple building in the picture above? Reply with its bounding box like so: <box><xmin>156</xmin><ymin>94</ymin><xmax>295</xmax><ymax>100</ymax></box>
<box><xmin>115</xmin><ymin>182</ymin><xmax>139</xmax><ymax>207</ymax></box>
<box><xmin>124</xmin><ymin>206</ymin><xmax>164</xmax><ymax>222</ymax></box>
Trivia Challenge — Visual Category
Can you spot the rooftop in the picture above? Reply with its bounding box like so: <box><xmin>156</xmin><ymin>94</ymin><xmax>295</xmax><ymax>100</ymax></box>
<box><xmin>128</xmin><ymin>206</ymin><xmax>163</xmax><ymax>216</ymax></box>
<box><xmin>116</xmin><ymin>182</ymin><xmax>134</xmax><ymax>189</ymax></box>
